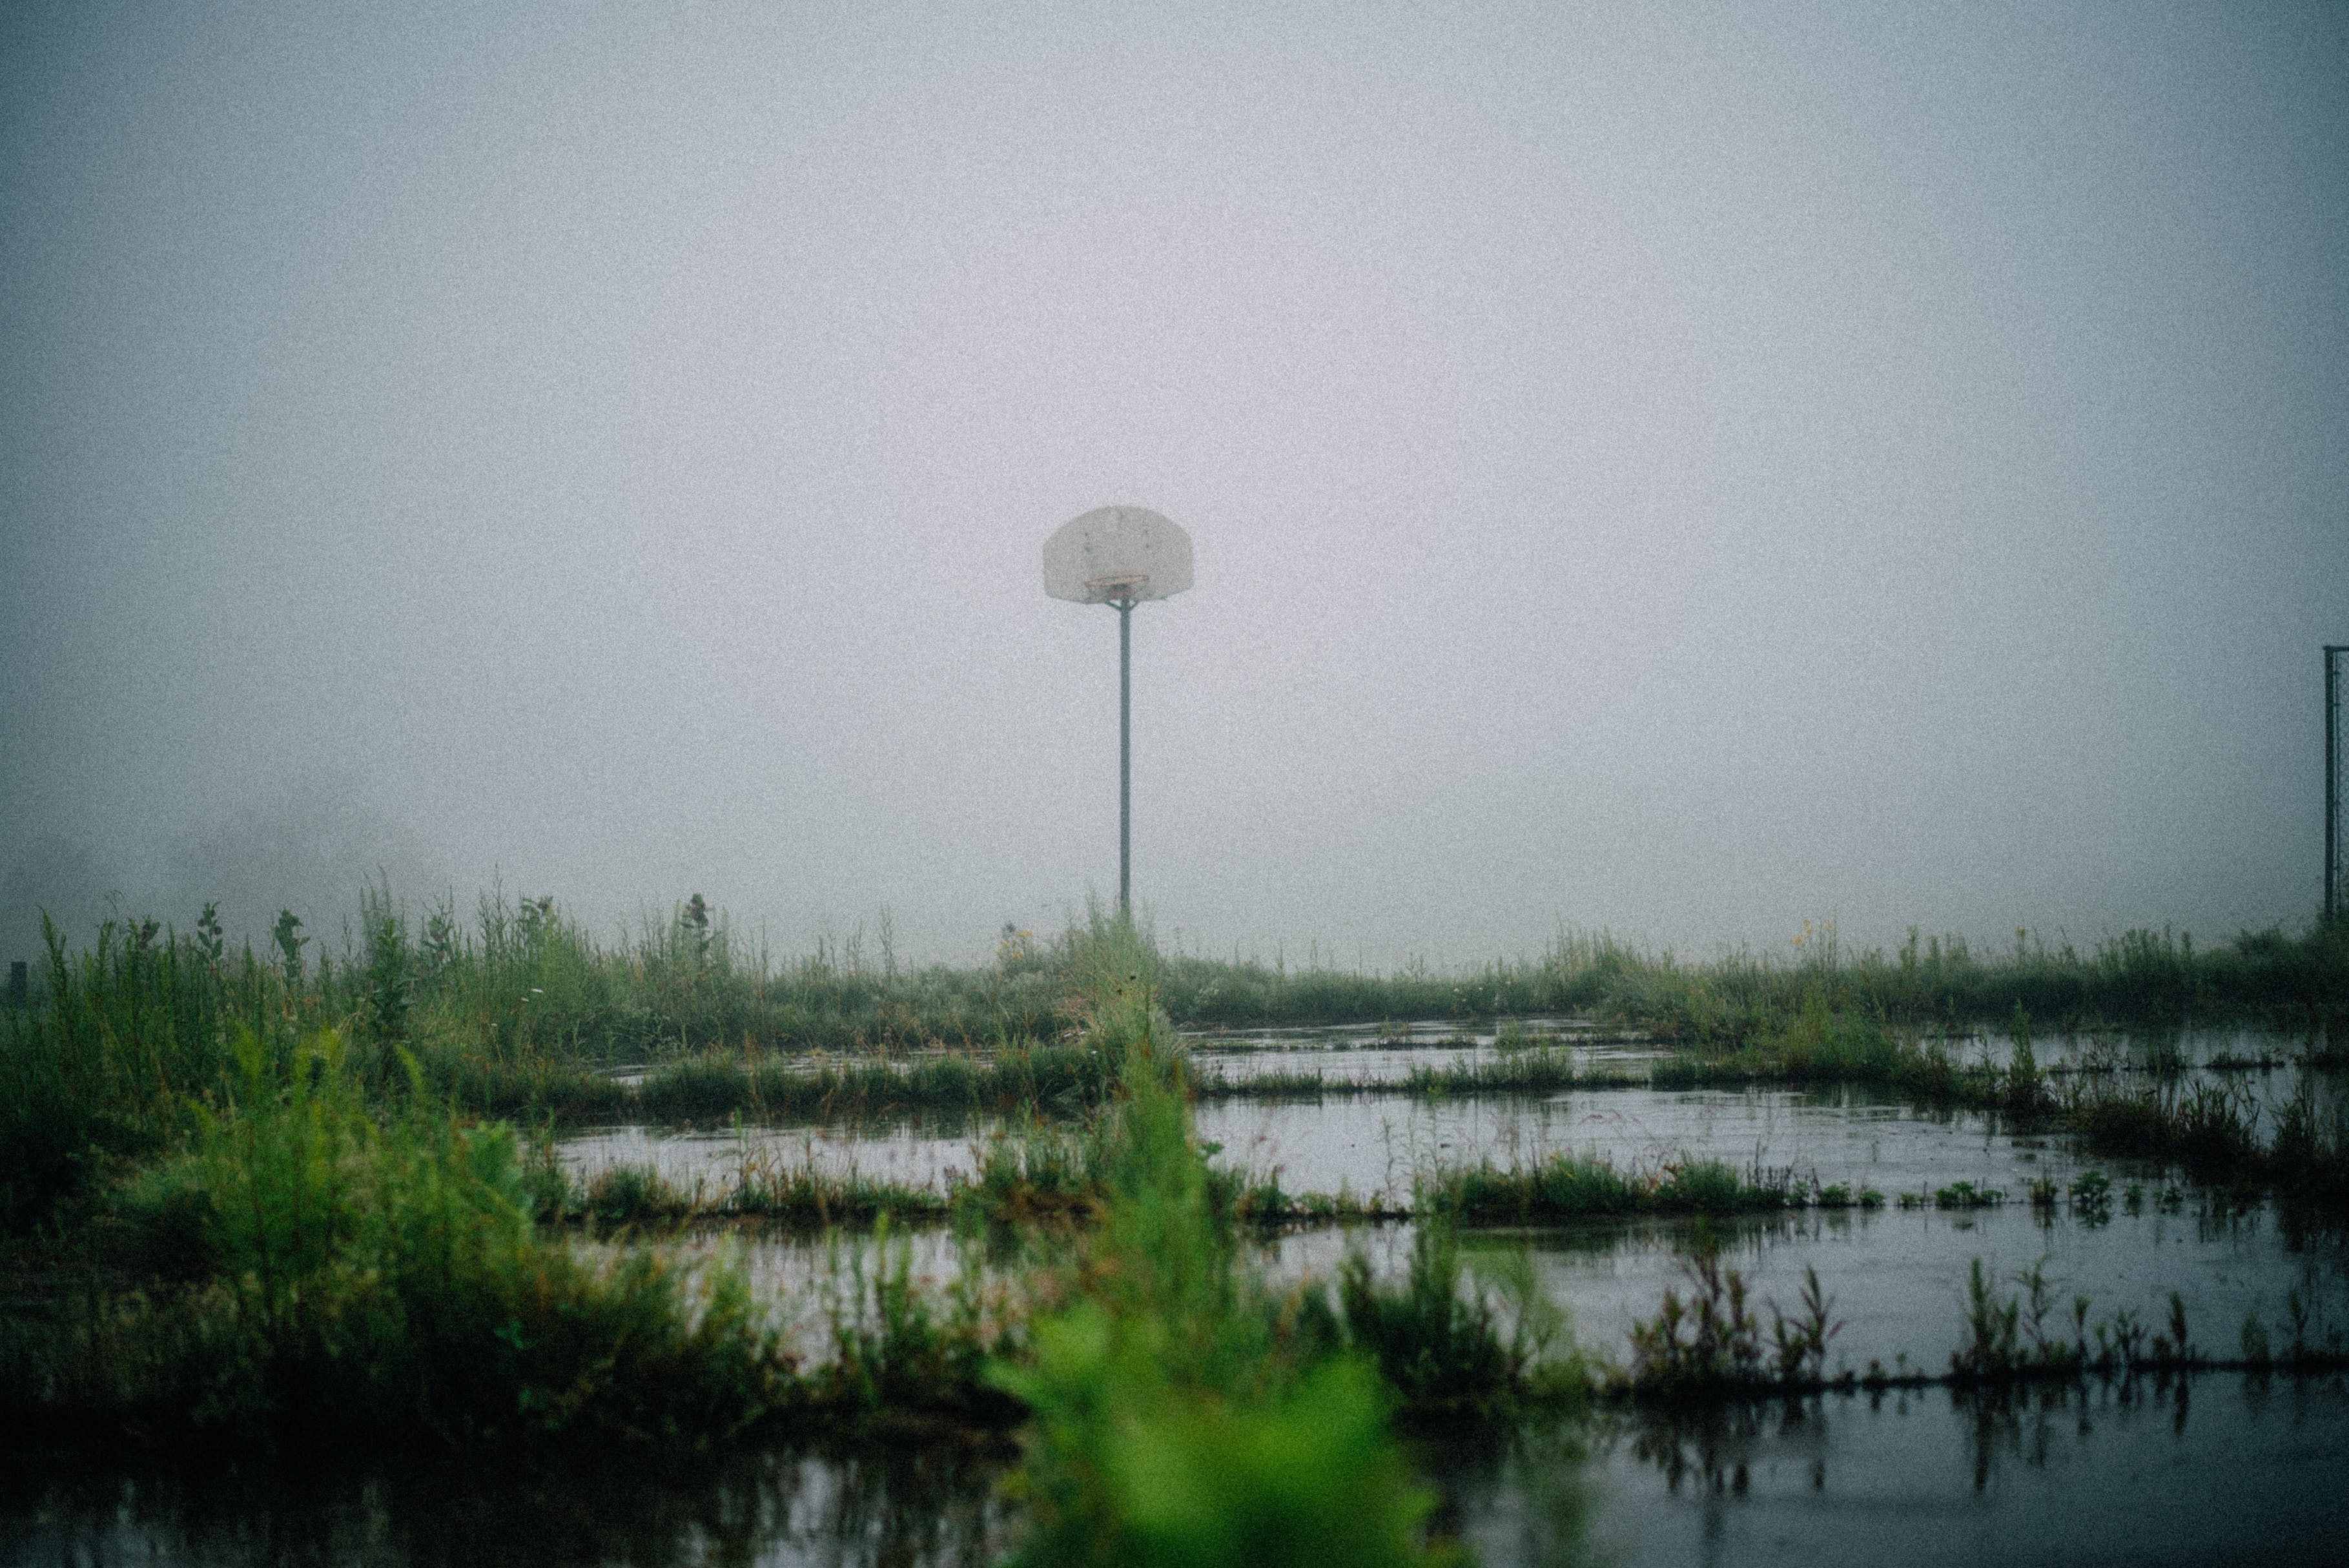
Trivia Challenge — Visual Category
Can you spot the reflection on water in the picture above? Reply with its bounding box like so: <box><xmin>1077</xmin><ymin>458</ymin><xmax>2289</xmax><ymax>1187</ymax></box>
<box><xmin>562</xmin><ymin>1065</ymin><xmax>2349</xmax><ymax>1380</ymax></box>
<box><xmin>12</xmin><ymin>1377</ymin><xmax>2344</xmax><ymax>1565</ymax></box>
<box><xmin>1260</xmin><ymin>1202</ymin><xmax>2349</xmax><ymax>1381</ymax></box>
<box><xmin>0</xmin><ymin>1441</ymin><xmax>1015</xmax><ymax>1568</ymax></box>
<box><xmin>1563</xmin><ymin>1374</ymin><xmax>2349</xmax><ymax>1567</ymax></box>
<box><xmin>564</xmin><ymin>1034</ymin><xmax>2345</xmax><ymax>1221</ymax></box>
<box><xmin>563</xmin><ymin>1085</ymin><xmax>2113</xmax><ymax>1201</ymax></box>
<box><xmin>1198</xmin><ymin>1085</ymin><xmax>2082</xmax><ymax>1202</ymax></box>
<box><xmin>634</xmin><ymin>1195</ymin><xmax>2348</xmax><ymax>1378</ymax></box>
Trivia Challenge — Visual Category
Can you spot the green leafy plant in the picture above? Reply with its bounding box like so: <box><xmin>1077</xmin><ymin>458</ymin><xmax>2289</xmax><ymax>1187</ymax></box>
<box><xmin>989</xmin><ymin>976</ymin><xmax>1458</xmax><ymax>1565</ymax></box>
<box><xmin>2069</xmin><ymin>1169</ymin><xmax>2113</xmax><ymax>1220</ymax></box>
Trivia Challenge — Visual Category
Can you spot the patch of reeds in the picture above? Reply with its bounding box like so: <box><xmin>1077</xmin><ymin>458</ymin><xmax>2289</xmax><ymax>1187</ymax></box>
<box><xmin>2060</xmin><ymin>1093</ymin><xmax>2334</xmax><ymax>1214</ymax></box>
<box><xmin>534</xmin><ymin>1126</ymin><xmax>1411</xmax><ymax>1241</ymax></box>
<box><xmin>1605</xmin><ymin>1244</ymin><xmax>2349</xmax><ymax>1407</ymax></box>
<box><xmin>10</xmin><ymin>886</ymin><xmax>2337</xmax><ymax>1231</ymax></box>
<box><xmin>1618</xmin><ymin>1239</ymin><xmax>1843</xmax><ymax>1400</ymax></box>
<box><xmin>4</xmin><ymin>1028</ymin><xmax>799</xmax><ymax>1451</ymax></box>
<box><xmin>633</xmin><ymin>1043</ymin><xmax>1127</xmax><ymax>1124</ymax></box>
<box><xmin>1164</xmin><ymin>915</ymin><xmax>2348</xmax><ymax>1036</ymax></box>
<box><xmin>1938</xmin><ymin>1256</ymin><xmax>2349</xmax><ymax>1383</ymax></box>
<box><xmin>1648</xmin><ymin>990</ymin><xmax>2048</xmax><ymax>1110</ymax></box>
<box><xmin>0</xmin><ymin>914</ymin><xmax>260</xmax><ymax>1232</ymax></box>
<box><xmin>1652</xmin><ymin>997</ymin><xmax>2349</xmax><ymax>1204</ymax></box>
<box><xmin>806</xmin><ymin>1216</ymin><xmax>1023</xmax><ymax>1430</ymax></box>
<box><xmin>1191</xmin><ymin>1045</ymin><xmax>1597</xmax><ymax>1102</ymax></box>
<box><xmin>1210</xmin><ymin>1165</ymin><xmax>1404</xmax><ymax>1227</ymax></box>
<box><xmin>1337</xmin><ymin>1223</ymin><xmax>1589</xmax><ymax>1421</ymax></box>
<box><xmin>543</xmin><ymin>1141</ymin><xmax>1840</xmax><ymax>1238</ymax></box>
<box><xmin>2048</xmin><ymin>1075</ymin><xmax>2349</xmax><ymax>1203</ymax></box>
<box><xmin>1415</xmin><ymin>1152</ymin><xmax>1810</xmax><ymax>1224</ymax></box>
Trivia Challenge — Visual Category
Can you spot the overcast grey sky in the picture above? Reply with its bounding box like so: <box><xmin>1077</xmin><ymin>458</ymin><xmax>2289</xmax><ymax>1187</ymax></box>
<box><xmin>3</xmin><ymin>0</ymin><xmax>2344</xmax><ymax>968</ymax></box>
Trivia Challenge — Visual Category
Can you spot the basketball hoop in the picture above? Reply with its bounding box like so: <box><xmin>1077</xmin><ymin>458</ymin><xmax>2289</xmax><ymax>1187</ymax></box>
<box><xmin>1043</xmin><ymin>507</ymin><xmax>1195</xmax><ymax>919</ymax></box>
<box><xmin>1045</xmin><ymin>507</ymin><xmax>1192</xmax><ymax>606</ymax></box>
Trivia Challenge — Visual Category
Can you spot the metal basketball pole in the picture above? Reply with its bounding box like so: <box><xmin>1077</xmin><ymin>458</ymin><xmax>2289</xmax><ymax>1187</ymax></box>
<box><xmin>1132</xmin><ymin>596</ymin><xmax>1142</xmax><ymax>920</ymax></box>
<box><xmin>1043</xmin><ymin>506</ymin><xmax>1191</xmax><ymax>926</ymax></box>
<box><xmin>2329</xmin><ymin>645</ymin><xmax>2344</xmax><ymax>922</ymax></box>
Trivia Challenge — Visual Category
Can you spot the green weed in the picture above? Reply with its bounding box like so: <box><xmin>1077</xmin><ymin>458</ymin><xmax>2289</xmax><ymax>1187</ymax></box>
<box><xmin>5</xmin><ymin>1030</ymin><xmax>797</xmax><ymax>1449</ymax></box>
<box><xmin>986</xmin><ymin>968</ymin><xmax>1464</xmax><ymax>1565</ymax></box>
<box><xmin>1417</xmin><ymin>1152</ymin><xmax>1801</xmax><ymax>1224</ymax></box>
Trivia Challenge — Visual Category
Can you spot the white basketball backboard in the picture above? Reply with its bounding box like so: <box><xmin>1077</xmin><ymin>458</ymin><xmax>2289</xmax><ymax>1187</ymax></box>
<box><xmin>1043</xmin><ymin>506</ymin><xmax>1193</xmax><ymax>604</ymax></box>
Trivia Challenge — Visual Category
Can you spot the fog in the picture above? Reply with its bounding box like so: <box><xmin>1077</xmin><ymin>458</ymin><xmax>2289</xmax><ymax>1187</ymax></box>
<box><xmin>3</xmin><ymin>1</ymin><xmax>2343</xmax><ymax>970</ymax></box>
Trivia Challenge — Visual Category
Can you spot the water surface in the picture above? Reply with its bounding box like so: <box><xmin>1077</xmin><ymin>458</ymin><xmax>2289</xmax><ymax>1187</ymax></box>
<box><xmin>12</xmin><ymin>1376</ymin><xmax>2344</xmax><ymax>1565</ymax></box>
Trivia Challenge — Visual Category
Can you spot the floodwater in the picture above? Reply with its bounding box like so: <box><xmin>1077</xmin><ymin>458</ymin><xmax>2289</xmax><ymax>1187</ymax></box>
<box><xmin>560</xmin><ymin>1050</ymin><xmax>2349</xmax><ymax>1379</ymax></box>
<box><xmin>603</xmin><ymin>1017</ymin><xmax>2326</xmax><ymax>1100</ymax></box>
<box><xmin>12</xmin><ymin>1023</ymin><xmax>2342</xmax><ymax>1563</ymax></box>
<box><xmin>631</xmin><ymin>1183</ymin><xmax>2349</xmax><ymax>1380</ymax></box>
<box><xmin>1445</xmin><ymin>1375</ymin><xmax>2349</xmax><ymax>1567</ymax></box>
<box><xmin>0</xmin><ymin>1441</ymin><xmax>1017</xmax><ymax>1568</ymax></box>
<box><xmin>564</xmin><ymin>1042</ymin><xmax>2347</xmax><ymax>1208</ymax></box>
<box><xmin>1269</xmin><ymin>1203</ymin><xmax>2346</xmax><ymax>1381</ymax></box>
<box><xmin>11</xmin><ymin>1376</ymin><xmax>2346</xmax><ymax>1564</ymax></box>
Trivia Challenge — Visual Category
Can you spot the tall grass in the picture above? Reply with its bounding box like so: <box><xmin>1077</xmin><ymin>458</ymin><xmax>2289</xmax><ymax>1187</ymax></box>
<box><xmin>633</xmin><ymin>1041</ymin><xmax>1126</xmax><ymax>1123</ymax></box>
<box><xmin>15</xmin><ymin>890</ymin><xmax>2341</xmax><ymax>1094</ymax></box>
<box><xmin>1620</xmin><ymin>1239</ymin><xmax>1843</xmax><ymax>1398</ymax></box>
<box><xmin>987</xmin><ymin>977</ymin><xmax>1462</xmax><ymax>1565</ymax></box>
<box><xmin>1160</xmin><ymin>917</ymin><xmax>2349</xmax><ymax>1033</ymax></box>
<box><xmin>7</xmin><ymin>912</ymin><xmax>1579</xmax><ymax>1499</ymax></box>
<box><xmin>1654</xmin><ymin>995</ymin><xmax>2349</xmax><ymax>1201</ymax></box>
<box><xmin>399</xmin><ymin>889</ymin><xmax>1065</xmax><ymax>1063</ymax></box>
<box><xmin>0</xmin><ymin>905</ymin><xmax>1140</xmax><ymax>1230</ymax></box>
<box><xmin>0</xmin><ymin>915</ymin><xmax>271</xmax><ymax>1232</ymax></box>
<box><xmin>1416</xmin><ymin>1152</ymin><xmax>1810</xmax><ymax>1223</ymax></box>
<box><xmin>9</xmin><ymin>1027</ymin><xmax>796</xmax><ymax>1449</ymax></box>
<box><xmin>808</xmin><ymin>1215</ymin><xmax>1023</xmax><ymax>1429</ymax></box>
<box><xmin>1339</xmin><ymin>1225</ymin><xmax>1586</xmax><ymax>1420</ymax></box>
<box><xmin>10</xmin><ymin>893</ymin><xmax>2341</xmax><ymax>1238</ymax></box>
<box><xmin>994</xmin><ymin>928</ymin><xmax>1586</xmax><ymax>1558</ymax></box>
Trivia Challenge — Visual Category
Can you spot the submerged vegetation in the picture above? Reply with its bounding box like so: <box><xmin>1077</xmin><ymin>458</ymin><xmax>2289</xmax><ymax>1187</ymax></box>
<box><xmin>1</xmin><ymin>918</ymin><xmax>1561</xmax><ymax>1562</ymax></box>
<box><xmin>1654</xmin><ymin>990</ymin><xmax>2349</xmax><ymax>1203</ymax></box>
<box><xmin>7</xmin><ymin>1027</ymin><xmax>801</xmax><ymax>1450</ymax></box>
<box><xmin>530</xmin><ymin>1142</ymin><xmax>1851</xmax><ymax>1236</ymax></box>
<box><xmin>12</xmin><ymin>887</ymin><xmax>2339</xmax><ymax>1234</ymax></box>
<box><xmin>1611</xmin><ymin>1239</ymin><xmax>2349</xmax><ymax>1403</ymax></box>
<box><xmin>3</xmin><ymin>885</ymin><xmax>2346</xmax><ymax>1560</ymax></box>
<box><xmin>1415</xmin><ymin>1153</ymin><xmax>1837</xmax><ymax>1223</ymax></box>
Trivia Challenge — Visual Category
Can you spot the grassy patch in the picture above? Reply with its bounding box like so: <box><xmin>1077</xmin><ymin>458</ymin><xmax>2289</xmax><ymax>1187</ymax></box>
<box><xmin>1416</xmin><ymin>1152</ymin><xmax>1807</xmax><ymax>1223</ymax></box>
<box><xmin>4</xmin><ymin>1030</ymin><xmax>797</xmax><ymax>1451</ymax></box>
<box><xmin>1650</xmin><ymin>996</ymin><xmax>2349</xmax><ymax>1203</ymax></box>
